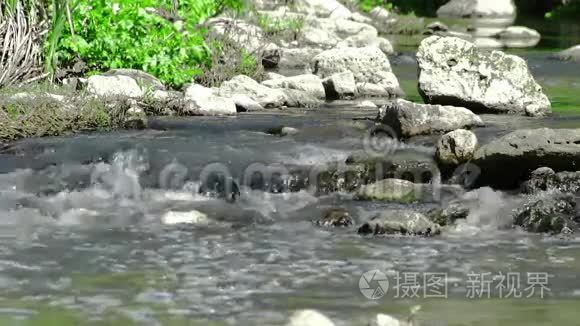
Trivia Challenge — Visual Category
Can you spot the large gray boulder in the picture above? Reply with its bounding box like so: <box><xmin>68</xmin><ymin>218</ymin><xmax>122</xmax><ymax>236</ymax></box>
<box><xmin>218</xmin><ymin>75</ymin><xmax>287</xmax><ymax>108</ymax></box>
<box><xmin>87</xmin><ymin>75</ymin><xmax>144</xmax><ymax>98</ymax></box>
<box><xmin>378</xmin><ymin>99</ymin><xmax>484</xmax><ymax>137</ymax></box>
<box><xmin>103</xmin><ymin>69</ymin><xmax>165</xmax><ymax>91</ymax></box>
<box><xmin>279</xmin><ymin>48</ymin><xmax>323</xmax><ymax>69</ymax></box>
<box><xmin>293</xmin><ymin>0</ymin><xmax>352</xmax><ymax>18</ymax></box>
<box><xmin>323</xmin><ymin>72</ymin><xmax>357</xmax><ymax>99</ymax></box>
<box><xmin>551</xmin><ymin>45</ymin><xmax>580</xmax><ymax>63</ymax></box>
<box><xmin>311</xmin><ymin>46</ymin><xmax>403</xmax><ymax>98</ymax></box>
<box><xmin>437</xmin><ymin>0</ymin><xmax>516</xmax><ymax>19</ymax></box>
<box><xmin>358</xmin><ymin>210</ymin><xmax>441</xmax><ymax>236</ymax></box>
<box><xmin>472</xmin><ymin>128</ymin><xmax>580</xmax><ymax>188</ymax></box>
<box><xmin>183</xmin><ymin>84</ymin><xmax>237</xmax><ymax>115</ymax></box>
<box><xmin>262</xmin><ymin>74</ymin><xmax>326</xmax><ymax>99</ymax></box>
<box><xmin>417</xmin><ymin>36</ymin><xmax>551</xmax><ymax>116</ymax></box>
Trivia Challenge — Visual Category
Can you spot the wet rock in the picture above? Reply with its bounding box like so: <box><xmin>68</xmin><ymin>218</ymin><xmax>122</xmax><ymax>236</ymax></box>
<box><xmin>279</xmin><ymin>48</ymin><xmax>324</xmax><ymax>69</ymax></box>
<box><xmin>513</xmin><ymin>194</ymin><xmax>578</xmax><ymax>234</ymax></box>
<box><xmin>282</xmin><ymin>89</ymin><xmax>322</xmax><ymax>108</ymax></box>
<box><xmin>232</xmin><ymin>94</ymin><xmax>264</xmax><ymax>112</ymax></box>
<box><xmin>522</xmin><ymin>167</ymin><xmax>580</xmax><ymax>194</ymax></box>
<box><xmin>425</xmin><ymin>21</ymin><xmax>449</xmax><ymax>33</ymax></box>
<box><xmin>266</xmin><ymin>126</ymin><xmax>300</xmax><ymax>136</ymax></box>
<box><xmin>161</xmin><ymin>210</ymin><xmax>209</xmax><ymax>225</ymax></box>
<box><xmin>437</xmin><ymin>0</ymin><xmax>516</xmax><ymax>19</ymax></box>
<box><xmin>356</xmin><ymin>100</ymin><xmax>378</xmax><ymax>109</ymax></box>
<box><xmin>311</xmin><ymin>46</ymin><xmax>402</xmax><ymax>98</ymax></box>
<box><xmin>218</xmin><ymin>75</ymin><xmax>287</xmax><ymax>108</ymax></box>
<box><xmin>346</xmin><ymin>150</ymin><xmax>440</xmax><ymax>184</ymax></box>
<box><xmin>87</xmin><ymin>75</ymin><xmax>144</xmax><ymax>98</ymax></box>
<box><xmin>436</xmin><ymin>129</ymin><xmax>478</xmax><ymax>166</ymax></box>
<box><xmin>287</xmin><ymin>309</ymin><xmax>335</xmax><ymax>326</ymax></box>
<box><xmin>356</xmin><ymin>179</ymin><xmax>418</xmax><ymax>203</ymax></box>
<box><xmin>262</xmin><ymin>74</ymin><xmax>326</xmax><ymax>99</ymax></box>
<box><xmin>103</xmin><ymin>69</ymin><xmax>165</xmax><ymax>91</ymax></box>
<box><xmin>551</xmin><ymin>45</ymin><xmax>580</xmax><ymax>63</ymax></box>
<box><xmin>497</xmin><ymin>26</ymin><xmax>540</xmax><ymax>40</ymax></box>
<box><xmin>322</xmin><ymin>72</ymin><xmax>357</xmax><ymax>100</ymax></box>
<box><xmin>358</xmin><ymin>210</ymin><xmax>441</xmax><ymax>236</ymax></box>
<box><xmin>417</xmin><ymin>36</ymin><xmax>551</xmax><ymax>116</ymax></box>
<box><xmin>316</xmin><ymin>208</ymin><xmax>354</xmax><ymax>227</ymax></box>
<box><xmin>472</xmin><ymin>128</ymin><xmax>580</xmax><ymax>189</ymax></box>
<box><xmin>378</xmin><ymin>99</ymin><xmax>484</xmax><ymax>137</ymax></box>
<box><xmin>429</xmin><ymin>201</ymin><xmax>470</xmax><ymax>226</ymax></box>
<box><xmin>198</xmin><ymin>173</ymin><xmax>240</xmax><ymax>203</ymax></box>
<box><xmin>183</xmin><ymin>84</ymin><xmax>236</xmax><ymax>115</ymax></box>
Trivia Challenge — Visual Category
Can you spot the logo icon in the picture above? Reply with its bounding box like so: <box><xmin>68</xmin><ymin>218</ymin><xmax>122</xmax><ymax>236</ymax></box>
<box><xmin>359</xmin><ymin>269</ymin><xmax>389</xmax><ymax>300</ymax></box>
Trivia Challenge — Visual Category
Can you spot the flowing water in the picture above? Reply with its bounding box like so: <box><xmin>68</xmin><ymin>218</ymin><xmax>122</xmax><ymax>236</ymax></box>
<box><xmin>1</xmin><ymin>21</ymin><xmax>580</xmax><ymax>326</ymax></box>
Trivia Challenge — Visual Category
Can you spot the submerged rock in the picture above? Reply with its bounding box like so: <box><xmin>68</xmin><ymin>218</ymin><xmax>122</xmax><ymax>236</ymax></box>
<box><xmin>219</xmin><ymin>75</ymin><xmax>287</xmax><ymax>108</ymax></box>
<box><xmin>551</xmin><ymin>45</ymin><xmax>580</xmax><ymax>63</ymax></box>
<box><xmin>437</xmin><ymin>0</ymin><xmax>516</xmax><ymax>19</ymax></box>
<box><xmin>198</xmin><ymin>173</ymin><xmax>241</xmax><ymax>202</ymax></box>
<box><xmin>311</xmin><ymin>46</ymin><xmax>403</xmax><ymax>98</ymax></box>
<box><xmin>161</xmin><ymin>210</ymin><xmax>209</xmax><ymax>225</ymax></box>
<box><xmin>358</xmin><ymin>210</ymin><xmax>441</xmax><ymax>236</ymax></box>
<box><xmin>266</xmin><ymin>126</ymin><xmax>300</xmax><ymax>136</ymax></box>
<box><xmin>378</xmin><ymin>99</ymin><xmax>484</xmax><ymax>137</ymax></box>
<box><xmin>417</xmin><ymin>36</ymin><xmax>551</xmax><ymax>116</ymax></box>
<box><xmin>429</xmin><ymin>201</ymin><xmax>470</xmax><ymax>226</ymax></box>
<box><xmin>262</xmin><ymin>74</ymin><xmax>326</xmax><ymax>99</ymax></box>
<box><xmin>87</xmin><ymin>75</ymin><xmax>144</xmax><ymax>98</ymax></box>
<box><xmin>522</xmin><ymin>167</ymin><xmax>580</xmax><ymax>194</ymax></box>
<box><xmin>356</xmin><ymin>179</ymin><xmax>418</xmax><ymax>203</ymax></box>
<box><xmin>513</xmin><ymin>194</ymin><xmax>578</xmax><ymax>234</ymax></box>
<box><xmin>436</xmin><ymin>129</ymin><xmax>478</xmax><ymax>166</ymax></box>
<box><xmin>472</xmin><ymin>128</ymin><xmax>580</xmax><ymax>189</ymax></box>
<box><xmin>315</xmin><ymin>208</ymin><xmax>354</xmax><ymax>227</ymax></box>
<box><xmin>287</xmin><ymin>309</ymin><xmax>335</xmax><ymax>326</ymax></box>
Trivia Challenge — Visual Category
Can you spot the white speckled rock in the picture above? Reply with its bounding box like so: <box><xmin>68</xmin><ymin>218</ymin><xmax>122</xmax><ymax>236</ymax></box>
<box><xmin>161</xmin><ymin>210</ymin><xmax>209</xmax><ymax>225</ymax></box>
<box><xmin>437</xmin><ymin>0</ymin><xmax>516</xmax><ymax>19</ymax></box>
<box><xmin>323</xmin><ymin>72</ymin><xmax>357</xmax><ymax>99</ymax></box>
<box><xmin>552</xmin><ymin>44</ymin><xmax>580</xmax><ymax>63</ymax></box>
<box><xmin>436</xmin><ymin>129</ymin><xmax>478</xmax><ymax>165</ymax></box>
<box><xmin>183</xmin><ymin>84</ymin><xmax>236</xmax><ymax>115</ymax></box>
<box><xmin>219</xmin><ymin>75</ymin><xmax>287</xmax><ymax>108</ymax></box>
<box><xmin>262</xmin><ymin>74</ymin><xmax>325</xmax><ymax>99</ymax></box>
<box><xmin>311</xmin><ymin>46</ymin><xmax>402</xmax><ymax>98</ymax></box>
<box><xmin>87</xmin><ymin>75</ymin><xmax>144</xmax><ymax>98</ymax></box>
<box><xmin>417</xmin><ymin>36</ymin><xmax>551</xmax><ymax>116</ymax></box>
<box><xmin>286</xmin><ymin>310</ymin><xmax>335</xmax><ymax>326</ymax></box>
<box><xmin>378</xmin><ymin>99</ymin><xmax>484</xmax><ymax>137</ymax></box>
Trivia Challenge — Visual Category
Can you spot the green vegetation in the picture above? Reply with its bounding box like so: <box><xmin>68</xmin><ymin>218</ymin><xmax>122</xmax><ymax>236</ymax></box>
<box><xmin>257</xmin><ymin>13</ymin><xmax>305</xmax><ymax>41</ymax></box>
<box><xmin>48</xmin><ymin>0</ymin><xmax>247</xmax><ymax>88</ymax></box>
<box><xmin>545</xmin><ymin>1</ymin><xmax>580</xmax><ymax>20</ymax></box>
<box><xmin>357</xmin><ymin>0</ymin><xmax>394</xmax><ymax>12</ymax></box>
<box><xmin>0</xmin><ymin>85</ymin><xmax>126</xmax><ymax>141</ymax></box>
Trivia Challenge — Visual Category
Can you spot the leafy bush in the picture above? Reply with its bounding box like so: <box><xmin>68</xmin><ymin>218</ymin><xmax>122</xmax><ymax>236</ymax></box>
<box><xmin>357</xmin><ymin>0</ymin><xmax>394</xmax><ymax>12</ymax></box>
<box><xmin>51</xmin><ymin>0</ymin><xmax>246</xmax><ymax>88</ymax></box>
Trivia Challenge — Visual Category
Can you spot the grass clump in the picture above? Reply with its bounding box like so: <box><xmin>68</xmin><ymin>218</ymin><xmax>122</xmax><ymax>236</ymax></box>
<box><xmin>257</xmin><ymin>13</ymin><xmax>305</xmax><ymax>42</ymax></box>
<box><xmin>0</xmin><ymin>85</ymin><xmax>126</xmax><ymax>142</ymax></box>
